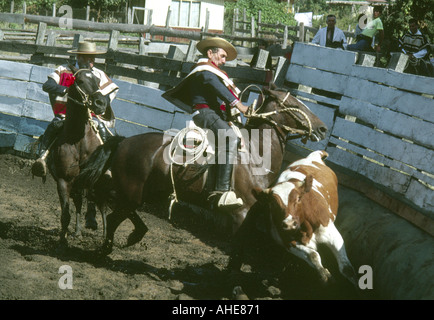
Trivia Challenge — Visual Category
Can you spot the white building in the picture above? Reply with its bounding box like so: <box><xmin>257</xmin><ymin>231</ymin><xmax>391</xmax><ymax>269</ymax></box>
<box><xmin>128</xmin><ymin>0</ymin><xmax>230</xmax><ymax>32</ymax></box>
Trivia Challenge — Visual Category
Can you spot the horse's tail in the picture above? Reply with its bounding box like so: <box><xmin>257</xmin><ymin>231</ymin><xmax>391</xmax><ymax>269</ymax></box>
<box><xmin>74</xmin><ymin>135</ymin><xmax>125</xmax><ymax>189</ymax></box>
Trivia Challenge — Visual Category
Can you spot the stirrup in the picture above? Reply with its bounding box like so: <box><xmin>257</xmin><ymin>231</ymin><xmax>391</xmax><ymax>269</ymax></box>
<box><xmin>217</xmin><ymin>191</ymin><xmax>243</xmax><ymax>210</ymax></box>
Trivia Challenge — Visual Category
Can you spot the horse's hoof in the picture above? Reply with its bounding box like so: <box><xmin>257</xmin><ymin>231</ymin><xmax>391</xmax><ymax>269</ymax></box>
<box><xmin>31</xmin><ymin>159</ymin><xmax>47</xmax><ymax>178</ymax></box>
<box><xmin>125</xmin><ymin>228</ymin><xmax>147</xmax><ymax>247</ymax></box>
<box><xmin>97</xmin><ymin>240</ymin><xmax>113</xmax><ymax>256</ymax></box>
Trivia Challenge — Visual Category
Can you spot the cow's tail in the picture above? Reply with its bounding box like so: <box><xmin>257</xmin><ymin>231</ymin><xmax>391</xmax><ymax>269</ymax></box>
<box><xmin>74</xmin><ymin>135</ymin><xmax>125</xmax><ymax>190</ymax></box>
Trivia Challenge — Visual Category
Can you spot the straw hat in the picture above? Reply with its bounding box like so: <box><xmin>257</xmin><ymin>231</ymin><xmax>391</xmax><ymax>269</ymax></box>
<box><xmin>67</xmin><ymin>41</ymin><xmax>106</xmax><ymax>55</ymax></box>
<box><xmin>197</xmin><ymin>37</ymin><xmax>237</xmax><ymax>61</ymax></box>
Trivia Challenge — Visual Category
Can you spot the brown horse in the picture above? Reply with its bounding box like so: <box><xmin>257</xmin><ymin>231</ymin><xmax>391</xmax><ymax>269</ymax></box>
<box><xmin>48</xmin><ymin>66</ymin><xmax>110</xmax><ymax>246</ymax></box>
<box><xmin>75</xmin><ymin>87</ymin><xmax>328</xmax><ymax>256</ymax></box>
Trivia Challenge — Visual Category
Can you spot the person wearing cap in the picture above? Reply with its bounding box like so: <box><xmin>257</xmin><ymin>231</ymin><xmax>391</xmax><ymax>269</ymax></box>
<box><xmin>162</xmin><ymin>37</ymin><xmax>249</xmax><ymax>210</ymax></box>
<box><xmin>31</xmin><ymin>41</ymin><xmax>119</xmax><ymax>181</ymax></box>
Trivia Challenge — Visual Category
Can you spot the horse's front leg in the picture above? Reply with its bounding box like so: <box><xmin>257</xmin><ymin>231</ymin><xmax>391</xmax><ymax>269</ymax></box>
<box><xmin>71</xmin><ymin>190</ymin><xmax>83</xmax><ymax>237</ymax></box>
<box><xmin>57</xmin><ymin>180</ymin><xmax>71</xmax><ymax>246</ymax></box>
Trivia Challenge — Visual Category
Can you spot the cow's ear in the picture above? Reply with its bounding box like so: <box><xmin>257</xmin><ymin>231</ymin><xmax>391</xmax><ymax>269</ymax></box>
<box><xmin>304</xmin><ymin>175</ymin><xmax>313</xmax><ymax>193</ymax></box>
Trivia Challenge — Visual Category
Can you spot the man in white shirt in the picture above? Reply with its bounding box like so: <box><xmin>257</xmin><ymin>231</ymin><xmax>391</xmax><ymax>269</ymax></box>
<box><xmin>312</xmin><ymin>15</ymin><xmax>347</xmax><ymax>49</ymax></box>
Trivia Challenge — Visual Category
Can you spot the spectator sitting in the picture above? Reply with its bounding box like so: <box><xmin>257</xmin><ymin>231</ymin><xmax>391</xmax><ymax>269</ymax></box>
<box><xmin>311</xmin><ymin>14</ymin><xmax>347</xmax><ymax>49</ymax></box>
<box><xmin>347</xmin><ymin>6</ymin><xmax>384</xmax><ymax>52</ymax></box>
<box><xmin>355</xmin><ymin>13</ymin><xmax>367</xmax><ymax>39</ymax></box>
<box><xmin>399</xmin><ymin>18</ymin><xmax>433</xmax><ymax>77</ymax></box>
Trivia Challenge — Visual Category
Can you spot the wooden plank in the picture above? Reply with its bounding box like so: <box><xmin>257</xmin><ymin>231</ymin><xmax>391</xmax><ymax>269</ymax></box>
<box><xmin>113</xmin><ymin>80</ymin><xmax>176</xmax><ymax>113</ymax></box>
<box><xmin>111</xmin><ymin>99</ymin><xmax>174</xmax><ymax>131</ymax></box>
<box><xmin>326</xmin><ymin>145</ymin><xmax>411</xmax><ymax>195</ymax></box>
<box><xmin>0</xmin><ymin>131</ymin><xmax>17</xmax><ymax>148</ymax></box>
<box><xmin>0</xmin><ymin>79</ymin><xmax>28</xmax><ymax>99</ymax></box>
<box><xmin>339</xmin><ymin>96</ymin><xmax>434</xmax><ymax>149</ymax></box>
<box><xmin>343</xmin><ymin>77</ymin><xmax>434</xmax><ymax>123</ymax></box>
<box><xmin>0</xmin><ymin>96</ymin><xmax>25</xmax><ymax>116</ymax></box>
<box><xmin>106</xmin><ymin>65</ymin><xmax>181</xmax><ymax>88</ymax></box>
<box><xmin>17</xmin><ymin>116</ymin><xmax>47</xmax><ymax>137</ymax></box>
<box><xmin>351</xmin><ymin>64</ymin><xmax>434</xmax><ymax>96</ymax></box>
<box><xmin>29</xmin><ymin>64</ymin><xmax>53</xmax><ymax>84</ymax></box>
<box><xmin>329</xmin><ymin>136</ymin><xmax>434</xmax><ymax>187</ymax></box>
<box><xmin>286</xmin><ymin>64</ymin><xmax>349</xmax><ymax>94</ymax></box>
<box><xmin>114</xmin><ymin>119</ymin><xmax>158</xmax><ymax>138</ymax></box>
<box><xmin>109</xmin><ymin>51</ymin><xmax>183</xmax><ymax>71</ymax></box>
<box><xmin>171</xmin><ymin>111</ymin><xmax>192</xmax><ymax>130</ymax></box>
<box><xmin>13</xmin><ymin>133</ymin><xmax>36</xmax><ymax>153</ymax></box>
<box><xmin>288</xmin><ymin>88</ymin><xmax>341</xmax><ymax>108</ymax></box>
<box><xmin>25</xmin><ymin>82</ymin><xmax>50</xmax><ymax>104</ymax></box>
<box><xmin>0</xmin><ymin>41</ymin><xmax>37</xmax><ymax>55</ymax></box>
<box><xmin>290</xmin><ymin>42</ymin><xmax>357</xmax><ymax>75</ymax></box>
<box><xmin>0</xmin><ymin>60</ymin><xmax>32</xmax><ymax>80</ymax></box>
<box><xmin>331</xmin><ymin>117</ymin><xmax>434</xmax><ymax>174</ymax></box>
<box><xmin>0</xmin><ymin>113</ymin><xmax>21</xmax><ymax>133</ymax></box>
<box><xmin>22</xmin><ymin>100</ymin><xmax>52</xmax><ymax>121</ymax></box>
<box><xmin>405</xmin><ymin>179</ymin><xmax>434</xmax><ymax>215</ymax></box>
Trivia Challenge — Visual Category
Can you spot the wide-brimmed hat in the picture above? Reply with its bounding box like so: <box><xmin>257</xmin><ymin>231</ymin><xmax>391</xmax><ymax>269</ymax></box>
<box><xmin>67</xmin><ymin>41</ymin><xmax>106</xmax><ymax>55</ymax></box>
<box><xmin>197</xmin><ymin>37</ymin><xmax>237</xmax><ymax>61</ymax></box>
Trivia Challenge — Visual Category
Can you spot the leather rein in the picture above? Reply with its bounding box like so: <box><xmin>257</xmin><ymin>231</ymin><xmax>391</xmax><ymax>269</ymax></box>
<box><xmin>241</xmin><ymin>86</ymin><xmax>313</xmax><ymax>143</ymax></box>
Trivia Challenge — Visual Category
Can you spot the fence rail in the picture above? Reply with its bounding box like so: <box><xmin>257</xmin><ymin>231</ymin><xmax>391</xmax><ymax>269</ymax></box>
<box><xmin>1</xmin><ymin>14</ymin><xmax>433</xmax><ymax>236</ymax></box>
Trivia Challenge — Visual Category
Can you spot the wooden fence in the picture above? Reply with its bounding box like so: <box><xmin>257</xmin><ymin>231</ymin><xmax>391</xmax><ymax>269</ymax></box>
<box><xmin>283</xmin><ymin>42</ymin><xmax>433</xmax><ymax>234</ymax></box>
<box><xmin>0</xmin><ymin>30</ymin><xmax>433</xmax><ymax>236</ymax></box>
<box><xmin>232</xmin><ymin>8</ymin><xmax>357</xmax><ymax>48</ymax></box>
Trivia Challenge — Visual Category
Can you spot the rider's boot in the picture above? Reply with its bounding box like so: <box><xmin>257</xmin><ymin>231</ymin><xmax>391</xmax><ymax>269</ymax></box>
<box><xmin>97</xmin><ymin>121</ymin><xmax>110</xmax><ymax>143</ymax></box>
<box><xmin>31</xmin><ymin>120</ymin><xmax>61</xmax><ymax>179</ymax></box>
<box><xmin>213</xmin><ymin>162</ymin><xmax>243</xmax><ymax>210</ymax></box>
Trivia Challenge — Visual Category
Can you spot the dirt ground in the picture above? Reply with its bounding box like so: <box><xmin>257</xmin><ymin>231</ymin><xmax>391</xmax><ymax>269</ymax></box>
<box><xmin>0</xmin><ymin>152</ymin><xmax>361</xmax><ymax>301</ymax></box>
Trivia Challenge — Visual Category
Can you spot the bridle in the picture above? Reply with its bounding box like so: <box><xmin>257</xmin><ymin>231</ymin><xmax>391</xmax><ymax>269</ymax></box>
<box><xmin>67</xmin><ymin>68</ymin><xmax>105</xmax><ymax>138</ymax></box>
<box><xmin>241</xmin><ymin>86</ymin><xmax>313</xmax><ymax>141</ymax></box>
<box><xmin>67</xmin><ymin>68</ymin><xmax>102</xmax><ymax>108</ymax></box>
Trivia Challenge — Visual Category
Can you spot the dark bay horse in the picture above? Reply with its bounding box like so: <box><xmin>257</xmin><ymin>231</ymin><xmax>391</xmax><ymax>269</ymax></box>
<box><xmin>75</xmin><ymin>87</ymin><xmax>328</xmax><ymax>256</ymax></box>
<box><xmin>48</xmin><ymin>66</ymin><xmax>109</xmax><ymax>246</ymax></box>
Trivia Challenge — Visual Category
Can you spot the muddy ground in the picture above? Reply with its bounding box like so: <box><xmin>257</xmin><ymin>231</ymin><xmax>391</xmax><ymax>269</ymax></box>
<box><xmin>0</xmin><ymin>153</ymin><xmax>364</xmax><ymax>301</ymax></box>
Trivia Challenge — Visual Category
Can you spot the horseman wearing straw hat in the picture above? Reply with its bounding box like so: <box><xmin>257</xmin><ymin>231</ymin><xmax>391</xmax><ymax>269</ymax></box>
<box><xmin>162</xmin><ymin>37</ymin><xmax>249</xmax><ymax>210</ymax></box>
<box><xmin>31</xmin><ymin>41</ymin><xmax>119</xmax><ymax>180</ymax></box>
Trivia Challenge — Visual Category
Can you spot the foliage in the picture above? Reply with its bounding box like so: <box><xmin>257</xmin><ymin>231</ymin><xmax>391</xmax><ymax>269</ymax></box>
<box><xmin>224</xmin><ymin>0</ymin><xmax>296</xmax><ymax>34</ymax></box>
<box><xmin>382</xmin><ymin>0</ymin><xmax>434</xmax><ymax>41</ymax></box>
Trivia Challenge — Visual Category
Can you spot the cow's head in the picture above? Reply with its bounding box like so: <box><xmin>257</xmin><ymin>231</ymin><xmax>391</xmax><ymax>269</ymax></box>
<box><xmin>255</xmin><ymin>175</ymin><xmax>313</xmax><ymax>240</ymax></box>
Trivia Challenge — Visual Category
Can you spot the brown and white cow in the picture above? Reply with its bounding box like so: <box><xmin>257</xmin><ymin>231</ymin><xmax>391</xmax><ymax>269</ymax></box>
<box><xmin>256</xmin><ymin>150</ymin><xmax>356</xmax><ymax>285</ymax></box>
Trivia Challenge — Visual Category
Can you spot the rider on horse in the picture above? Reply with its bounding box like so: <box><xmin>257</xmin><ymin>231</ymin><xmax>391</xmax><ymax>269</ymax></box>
<box><xmin>32</xmin><ymin>41</ymin><xmax>119</xmax><ymax>179</ymax></box>
<box><xmin>162</xmin><ymin>37</ymin><xmax>249</xmax><ymax>210</ymax></box>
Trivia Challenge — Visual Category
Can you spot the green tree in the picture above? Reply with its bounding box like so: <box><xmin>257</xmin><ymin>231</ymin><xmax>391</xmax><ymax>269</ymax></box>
<box><xmin>224</xmin><ymin>0</ymin><xmax>296</xmax><ymax>34</ymax></box>
<box><xmin>383</xmin><ymin>0</ymin><xmax>433</xmax><ymax>41</ymax></box>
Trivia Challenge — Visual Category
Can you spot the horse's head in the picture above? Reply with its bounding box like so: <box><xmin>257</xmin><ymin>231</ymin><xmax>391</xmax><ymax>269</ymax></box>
<box><xmin>259</xmin><ymin>87</ymin><xmax>328</xmax><ymax>142</ymax></box>
<box><xmin>68</xmin><ymin>64</ymin><xmax>108</xmax><ymax>116</ymax></box>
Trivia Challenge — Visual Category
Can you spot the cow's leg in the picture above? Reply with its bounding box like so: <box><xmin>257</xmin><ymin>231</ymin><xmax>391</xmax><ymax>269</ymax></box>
<box><xmin>288</xmin><ymin>243</ymin><xmax>332</xmax><ymax>284</ymax></box>
<box><xmin>318</xmin><ymin>223</ymin><xmax>357</xmax><ymax>285</ymax></box>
